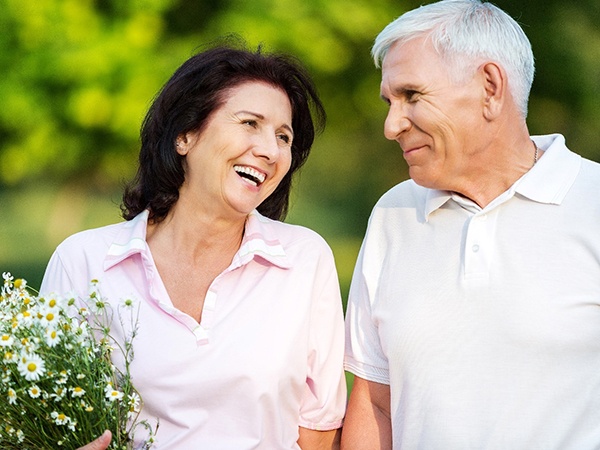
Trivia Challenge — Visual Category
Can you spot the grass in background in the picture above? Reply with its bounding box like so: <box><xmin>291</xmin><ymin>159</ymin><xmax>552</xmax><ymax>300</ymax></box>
<box><xmin>0</xmin><ymin>183</ymin><xmax>122</xmax><ymax>286</ymax></box>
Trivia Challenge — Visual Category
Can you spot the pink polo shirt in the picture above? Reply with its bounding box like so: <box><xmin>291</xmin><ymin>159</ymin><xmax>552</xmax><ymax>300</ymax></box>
<box><xmin>41</xmin><ymin>210</ymin><xmax>346</xmax><ymax>449</ymax></box>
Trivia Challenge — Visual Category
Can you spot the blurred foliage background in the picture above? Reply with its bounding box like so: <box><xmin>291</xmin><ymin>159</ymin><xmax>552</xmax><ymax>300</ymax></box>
<box><xmin>2</xmin><ymin>0</ymin><xmax>600</xmax><ymax>301</ymax></box>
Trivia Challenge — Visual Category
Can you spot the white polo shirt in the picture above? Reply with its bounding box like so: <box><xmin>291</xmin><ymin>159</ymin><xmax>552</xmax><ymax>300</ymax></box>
<box><xmin>345</xmin><ymin>134</ymin><xmax>600</xmax><ymax>449</ymax></box>
<box><xmin>42</xmin><ymin>210</ymin><xmax>346</xmax><ymax>449</ymax></box>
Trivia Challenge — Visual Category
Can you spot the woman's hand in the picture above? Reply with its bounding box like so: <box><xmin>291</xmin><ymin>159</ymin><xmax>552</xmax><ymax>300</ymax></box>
<box><xmin>77</xmin><ymin>430</ymin><xmax>112</xmax><ymax>450</ymax></box>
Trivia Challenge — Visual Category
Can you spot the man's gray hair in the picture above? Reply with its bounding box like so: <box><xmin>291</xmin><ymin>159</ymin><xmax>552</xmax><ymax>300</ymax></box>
<box><xmin>372</xmin><ymin>0</ymin><xmax>535</xmax><ymax>118</ymax></box>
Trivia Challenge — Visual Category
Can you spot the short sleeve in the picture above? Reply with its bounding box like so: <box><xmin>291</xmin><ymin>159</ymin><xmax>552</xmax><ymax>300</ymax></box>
<box><xmin>40</xmin><ymin>249</ymin><xmax>78</xmax><ymax>295</ymax></box>
<box><xmin>298</xmin><ymin>243</ymin><xmax>347</xmax><ymax>430</ymax></box>
<box><xmin>344</xmin><ymin>224</ymin><xmax>390</xmax><ymax>385</ymax></box>
<box><xmin>40</xmin><ymin>232</ymin><xmax>102</xmax><ymax>302</ymax></box>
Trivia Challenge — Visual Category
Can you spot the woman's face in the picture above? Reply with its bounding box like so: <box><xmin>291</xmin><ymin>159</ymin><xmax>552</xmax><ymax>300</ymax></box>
<box><xmin>176</xmin><ymin>81</ymin><xmax>293</xmax><ymax>220</ymax></box>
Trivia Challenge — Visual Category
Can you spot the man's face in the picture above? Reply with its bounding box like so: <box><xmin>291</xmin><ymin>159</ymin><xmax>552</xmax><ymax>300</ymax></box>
<box><xmin>380</xmin><ymin>36</ymin><xmax>486</xmax><ymax>191</ymax></box>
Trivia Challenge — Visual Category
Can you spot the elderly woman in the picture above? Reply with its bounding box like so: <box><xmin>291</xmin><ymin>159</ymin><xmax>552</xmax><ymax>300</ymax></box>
<box><xmin>41</xmin><ymin>44</ymin><xmax>346</xmax><ymax>449</ymax></box>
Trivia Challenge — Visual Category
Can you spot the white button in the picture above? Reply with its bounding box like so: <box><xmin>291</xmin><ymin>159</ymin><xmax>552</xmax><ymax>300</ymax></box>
<box><xmin>472</xmin><ymin>244</ymin><xmax>480</xmax><ymax>252</ymax></box>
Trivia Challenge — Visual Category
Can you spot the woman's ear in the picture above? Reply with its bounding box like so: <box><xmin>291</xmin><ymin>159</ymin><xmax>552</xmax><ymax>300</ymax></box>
<box><xmin>480</xmin><ymin>61</ymin><xmax>506</xmax><ymax>121</ymax></box>
<box><xmin>175</xmin><ymin>134</ymin><xmax>189</xmax><ymax>155</ymax></box>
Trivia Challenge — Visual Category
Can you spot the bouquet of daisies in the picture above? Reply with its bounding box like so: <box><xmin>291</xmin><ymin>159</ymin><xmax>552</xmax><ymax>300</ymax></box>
<box><xmin>0</xmin><ymin>272</ymin><xmax>156</xmax><ymax>449</ymax></box>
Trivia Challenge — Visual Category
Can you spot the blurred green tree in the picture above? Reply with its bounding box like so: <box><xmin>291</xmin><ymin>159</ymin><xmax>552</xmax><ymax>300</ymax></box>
<box><xmin>1</xmin><ymin>0</ymin><xmax>599</xmax><ymax>213</ymax></box>
<box><xmin>1</xmin><ymin>0</ymin><xmax>599</xmax><ymax>289</ymax></box>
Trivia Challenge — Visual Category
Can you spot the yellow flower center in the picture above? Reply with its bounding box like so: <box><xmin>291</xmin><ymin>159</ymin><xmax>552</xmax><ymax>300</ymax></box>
<box><xmin>27</xmin><ymin>362</ymin><xmax>37</xmax><ymax>372</ymax></box>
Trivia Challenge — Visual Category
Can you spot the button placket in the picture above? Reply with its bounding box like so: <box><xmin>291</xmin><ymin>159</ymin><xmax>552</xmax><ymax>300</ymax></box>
<box><xmin>464</xmin><ymin>213</ymin><xmax>493</xmax><ymax>280</ymax></box>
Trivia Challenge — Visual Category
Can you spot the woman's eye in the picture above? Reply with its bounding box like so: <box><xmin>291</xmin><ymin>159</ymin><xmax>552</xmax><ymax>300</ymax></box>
<box><xmin>243</xmin><ymin>119</ymin><xmax>257</xmax><ymax>127</ymax></box>
<box><xmin>277</xmin><ymin>133</ymin><xmax>291</xmax><ymax>144</ymax></box>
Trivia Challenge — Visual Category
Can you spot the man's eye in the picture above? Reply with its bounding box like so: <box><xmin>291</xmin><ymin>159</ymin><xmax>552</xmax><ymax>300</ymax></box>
<box><xmin>406</xmin><ymin>90</ymin><xmax>420</xmax><ymax>102</ymax></box>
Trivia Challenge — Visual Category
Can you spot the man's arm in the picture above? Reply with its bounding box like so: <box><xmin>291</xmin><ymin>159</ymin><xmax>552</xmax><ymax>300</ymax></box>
<box><xmin>298</xmin><ymin>427</ymin><xmax>341</xmax><ymax>450</ymax></box>
<box><xmin>340</xmin><ymin>376</ymin><xmax>392</xmax><ymax>450</ymax></box>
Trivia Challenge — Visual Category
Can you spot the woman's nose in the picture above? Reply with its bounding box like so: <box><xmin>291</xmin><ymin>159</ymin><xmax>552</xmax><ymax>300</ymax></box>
<box><xmin>253</xmin><ymin>133</ymin><xmax>280</xmax><ymax>162</ymax></box>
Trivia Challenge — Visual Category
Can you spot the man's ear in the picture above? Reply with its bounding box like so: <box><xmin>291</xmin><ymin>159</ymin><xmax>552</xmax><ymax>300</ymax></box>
<box><xmin>480</xmin><ymin>61</ymin><xmax>506</xmax><ymax>121</ymax></box>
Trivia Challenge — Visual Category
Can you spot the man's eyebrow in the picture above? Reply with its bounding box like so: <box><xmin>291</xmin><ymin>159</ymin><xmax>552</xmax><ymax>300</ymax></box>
<box><xmin>381</xmin><ymin>84</ymin><xmax>422</xmax><ymax>101</ymax></box>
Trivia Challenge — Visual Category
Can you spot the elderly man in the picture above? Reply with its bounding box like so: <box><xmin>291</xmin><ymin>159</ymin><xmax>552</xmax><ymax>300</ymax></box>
<box><xmin>342</xmin><ymin>0</ymin><xmax>600</xmax><ymax>449</ymax></box>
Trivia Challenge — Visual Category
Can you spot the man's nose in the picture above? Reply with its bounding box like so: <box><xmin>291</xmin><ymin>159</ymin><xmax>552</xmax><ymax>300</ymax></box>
<box><xmin>383</xmin><ymin>104</ymin><xmax>411</xmax><ymax>140</ymax></box>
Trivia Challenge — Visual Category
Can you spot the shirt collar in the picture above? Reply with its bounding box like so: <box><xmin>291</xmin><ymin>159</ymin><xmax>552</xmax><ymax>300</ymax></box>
<box><xmin>423</xmin><ymin>134</ymin><xmax>581</xmax><ymax>220</ymax></box>
<box><xmin>103</xmin><ymin>209</ymin><xmax>291</xmax><ymax>271</ymax></box>
<box><xmin>104</xmin><ymin>210</ymin><xmax>151</xmax><ymax>270</ymax></box>
<box><xmin>515</xmin><ymin>134</ymin><xmax>581</xmax><ymax>204</ymax></box>
<box><xmin>235</xmin><ymin>210</ymin><xmax>292</xmax><ymax>269</ymax></box>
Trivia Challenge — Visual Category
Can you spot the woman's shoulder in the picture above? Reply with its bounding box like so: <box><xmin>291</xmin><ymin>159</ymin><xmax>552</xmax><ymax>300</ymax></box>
<box><xmin>249</xmin><ymin>212</ymin><xmax>332</xmax><ymax>254</ymax></box>
<box><xmin>55</xmin><ymin>220</ymin><xmax>128</xmax><ymax>254</ymax></box>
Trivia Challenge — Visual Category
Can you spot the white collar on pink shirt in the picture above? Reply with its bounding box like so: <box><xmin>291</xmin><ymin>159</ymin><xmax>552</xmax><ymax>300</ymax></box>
<box><xmin>103</xmin><ymin>209</ymin><xmax>293</xmax><ymax>271</ymax></box>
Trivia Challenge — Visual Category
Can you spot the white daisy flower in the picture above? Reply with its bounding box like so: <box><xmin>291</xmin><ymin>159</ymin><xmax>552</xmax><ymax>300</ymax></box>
<box><xmin>104</xmin><ymin>383</ymin><xmax>124</xmax><ymax>402</ymax></box>
<box><xmin>7</xmin><ymin>388</ymin><xmax>17</xmax><ymax>405</ymax></box>
<box><xmin>127</xmin><ymin>392</ymin><xmax>142</xmax><ymax>418</ymax></box>
<box><xmin>121</xmin><ymin>297</ymin><xmax>137</xmax><ymax>309</ymax></box>
<box><xmin>56</xmin><ymin>370</ymin><xmax>69</xmax><ymax>385</ymax></box>
<box><xmin>3</xmin><ymin>350</ymin><xmax>17</xmax><ymax>363</ymax></box>
<box><xmin>0</xmin><ymin>334</ymin><xmax>14</xmax><ymax>347</ymax></box>
<box><xmin>82</xmin><ymin>402</ymin><xmax>94</xmax><ymax>412</ymax></box>
<box><xmin>50</xmin><ymin>411</ymin><xmax>71</xmax><ymax>426</ymax></box>
<box><xmin>2</xmin><ymin>272</ymin><xmax>14</xmax><ymax>286</ymax></box>
<box><xmin>51</xmin><ymin>386</ymin><xmax>67</xmax><ymax>401</ymax></box>
<box><xmin>20</xmin><ymin>337</ymin><xmax>39</xmax><ymax>354</ymax></box>
<box><xmin>44</xmin><ymin>295</ymin><xmax>64</xmax><ymax>310</ymax></box>
<box><xmin>17</xmin><ymin>353</ymin><xmax>46</xmax><ymax>381</ymax></box>
<box><xmin>39</xmin><ymin>308</ymin><xmax>59</xmax><ymax>327</ymax></box>
<box><xmin>28</xmin><ymin>385</ymin><xmax>42</xmax><ymax>398</ymax></box>
<box><xmin>17</xmin><ymin>309</ymin><xmax>34</xmax><ymax>325</ymax></box>
<box><xmin>10</xmin><ymin>318</ymin><xmax>19</xmax><ymax>330</ymax></box>
<box><xmin>45</xmin><ymin>328</ymin><xmax>62</xmax><ymax>347</ymax></box>
<box><xmin>71</xmin><ymin>386</ymin><xmax>85</xmax><ymax>398</ymax></box>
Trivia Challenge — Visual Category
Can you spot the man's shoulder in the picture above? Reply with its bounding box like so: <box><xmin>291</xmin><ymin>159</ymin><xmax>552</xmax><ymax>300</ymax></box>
<box><xmin>374</xmin><ymin>179</ymin><xmax>428</xmax><ymax>209</ymax></box>
<box><xmin>579</xmin><ymin>155</ymin><xmax>600</xmax><ymax>175</ymax></box>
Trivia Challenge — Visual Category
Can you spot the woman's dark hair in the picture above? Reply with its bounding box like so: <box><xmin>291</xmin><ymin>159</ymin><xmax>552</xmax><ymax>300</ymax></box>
<box><xmin>121</xmin><ymin>40</ymin><xmax>325</xmax><ymax>222</ymax></box>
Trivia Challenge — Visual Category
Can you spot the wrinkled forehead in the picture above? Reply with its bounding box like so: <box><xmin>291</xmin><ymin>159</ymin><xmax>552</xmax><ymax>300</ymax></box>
<box><xmin>381</xmin><ymin>36</ymin><xmax>478</xmax><ymax>89</ymax></box>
